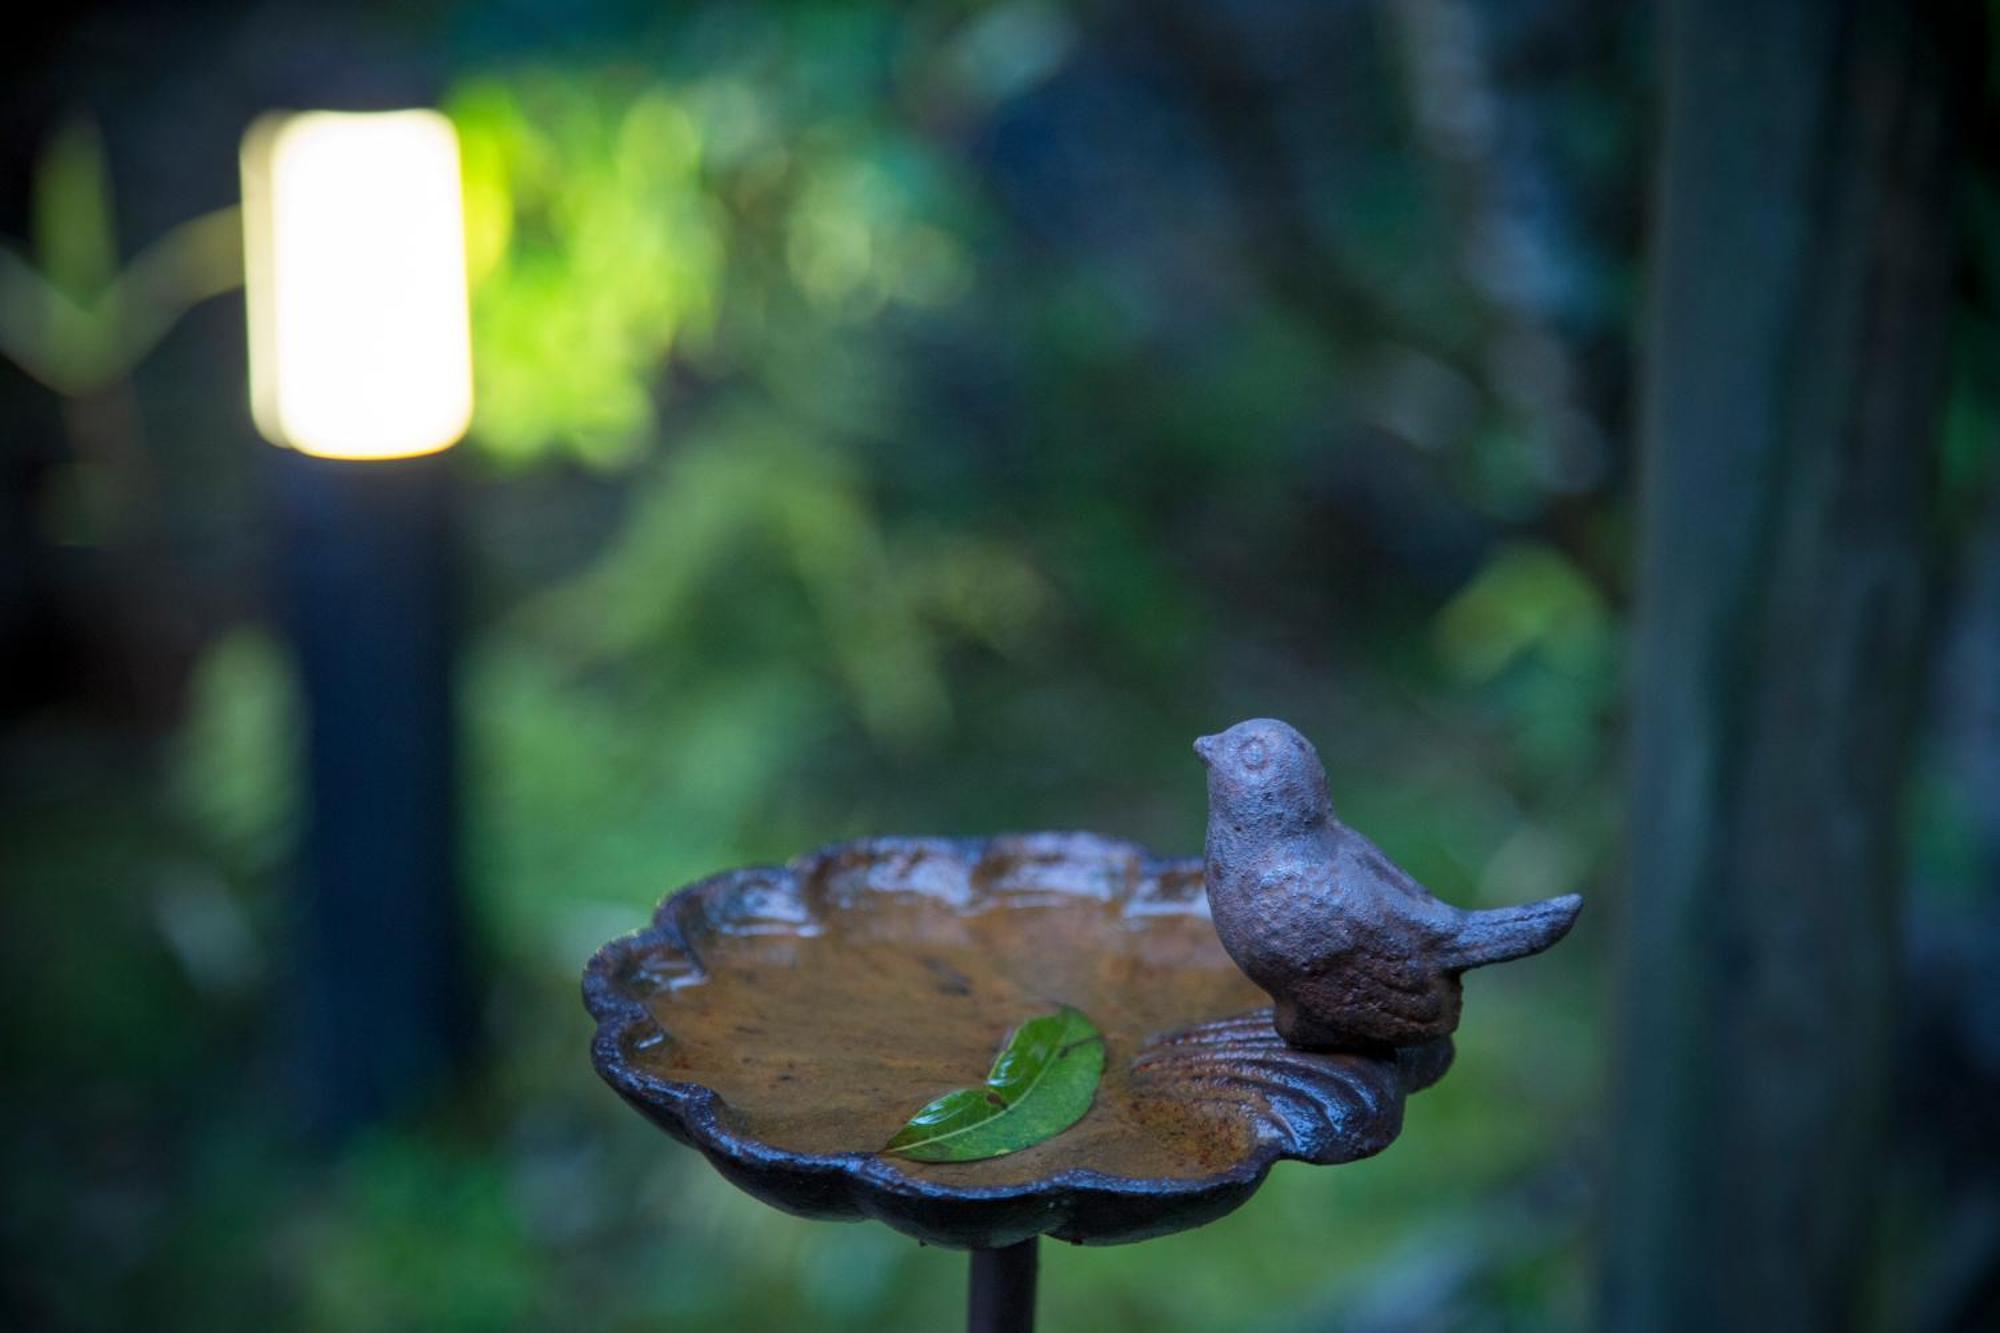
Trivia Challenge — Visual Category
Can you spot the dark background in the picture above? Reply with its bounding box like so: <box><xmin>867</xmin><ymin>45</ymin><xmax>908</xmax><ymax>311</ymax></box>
<box><xmin>1</xmin><ymin>1</ymin><xmax>1994</xmax><ymax>1329</ymax></box>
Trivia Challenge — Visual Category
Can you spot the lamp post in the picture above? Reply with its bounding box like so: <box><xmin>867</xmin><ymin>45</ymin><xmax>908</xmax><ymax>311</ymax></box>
<box><xmin>242</xmin><ymin>110</ymin><xmax>477</xmax><ymax>1138</ymax></box>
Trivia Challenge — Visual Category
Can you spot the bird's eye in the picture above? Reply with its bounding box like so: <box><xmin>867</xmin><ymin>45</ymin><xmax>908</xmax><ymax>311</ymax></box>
<box><xmin>1240</xmin><ymin>738</ymin><xmax>1268</xmax><ymax>770</ymax></box>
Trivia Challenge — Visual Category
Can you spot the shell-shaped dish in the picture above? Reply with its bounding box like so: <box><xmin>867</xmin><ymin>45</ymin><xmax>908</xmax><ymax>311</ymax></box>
<box><xmin>584</xmin><ymin>834</ymin><xmax>1449</xmax><ymax>1249</ymax></box>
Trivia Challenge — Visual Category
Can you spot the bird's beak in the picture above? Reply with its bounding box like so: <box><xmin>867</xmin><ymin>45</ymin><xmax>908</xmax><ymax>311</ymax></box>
<box><xmin>1193</xmin><ymin>734</ymin><xmax>1217</xmax><ymax>764</ymax></box>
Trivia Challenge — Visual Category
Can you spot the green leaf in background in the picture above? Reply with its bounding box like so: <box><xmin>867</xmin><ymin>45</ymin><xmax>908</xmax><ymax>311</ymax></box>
<box><xmin>882</xmin><ymin>1005</ymin><xmax>1104</xmax><ymax>1162</ymax></box>
<box><xmin>33</xmin><ymin>116</ymin><xmax>118</xmax><ymax>306</ymax></box>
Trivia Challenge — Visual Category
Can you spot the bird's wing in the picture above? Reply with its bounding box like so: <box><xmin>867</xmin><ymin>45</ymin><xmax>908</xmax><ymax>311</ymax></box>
<box><xmin>1337</xmin><ymin>827</ymin><xmax>1452</xmax><ymax>914</ymax></box>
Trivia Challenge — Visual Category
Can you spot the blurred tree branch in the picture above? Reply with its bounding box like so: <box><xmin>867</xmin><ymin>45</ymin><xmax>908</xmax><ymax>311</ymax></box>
<box><xmin>0</xmin><ymin>117</ymin><xmax>240</xmax><ymax>399</ymax></box>
<box><xmin>1138</xmin><ymin>0</ymin><xmax>1486</xmax><ymax>383</ymax></box>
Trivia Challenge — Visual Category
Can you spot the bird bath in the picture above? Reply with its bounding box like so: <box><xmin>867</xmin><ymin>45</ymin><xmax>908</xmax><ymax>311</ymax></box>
<box><xmin>586</xmin><ymin>832</ymin><xmax>1453</xmax><ymax>1329</ymax></box>
<box><xmin>587</xmin><ymin>711</ymin><xmax>1581</xmax><ymax>1331</ymax></box>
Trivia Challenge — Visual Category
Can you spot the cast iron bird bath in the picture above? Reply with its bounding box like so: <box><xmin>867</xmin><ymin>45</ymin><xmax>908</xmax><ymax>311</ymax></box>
<box><xmin>586</xmin><ymin>832</ymin><xmax>1455</xmax><ymax>1328</ymax></box>
<box><xmin>585</xmin><ymin>717</ymin><xmax>1578</xmax><ymax>1332</ymax></box>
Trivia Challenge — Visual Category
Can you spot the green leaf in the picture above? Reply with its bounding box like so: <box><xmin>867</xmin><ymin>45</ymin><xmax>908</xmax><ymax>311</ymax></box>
<box><xmin>34</xmin><ymin>116</ymin><xmax>118</xmax><ymax>305</ymax></box>
<box><xmin>882</xmin><ymin>1005</ymin><xmax>1104</xmax><ymax>1162</ymax></box>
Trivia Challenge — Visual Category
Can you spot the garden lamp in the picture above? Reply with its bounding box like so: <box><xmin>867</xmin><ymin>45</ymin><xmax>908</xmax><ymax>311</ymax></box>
<box><xmin>241</xmin><ymin>108</ymin><xmax>473</xmax><ymax>459</ymax></box>
<box><xmin>241</xmin><ymin>108</ymin><xmax>477</xmax><ymax>1137</ymax></box>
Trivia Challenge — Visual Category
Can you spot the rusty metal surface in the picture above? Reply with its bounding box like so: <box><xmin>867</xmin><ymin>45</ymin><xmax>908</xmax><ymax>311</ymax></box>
<box><xmin>1196</xmin><ymin>717</ymin><xmax>1583</xmax><ymax>1051</ymax></box>
<box><xmin>583</xmin><ymin>833</ymin><xmax>1447</xmax><ymax>1249</ymax></box>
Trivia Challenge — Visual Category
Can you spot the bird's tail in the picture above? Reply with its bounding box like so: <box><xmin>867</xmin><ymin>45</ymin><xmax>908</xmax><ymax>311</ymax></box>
<box><xmin>1442</xmin><ymin>893</ymin><xmax>1584</xmax><ymax>971</ymax></box>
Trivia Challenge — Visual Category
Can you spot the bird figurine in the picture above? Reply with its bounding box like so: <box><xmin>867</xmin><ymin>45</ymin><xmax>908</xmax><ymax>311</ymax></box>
<box><xmin>1195</xmin><ymin>717</ymin><xmax>1582</xmax><ymax>1052</ymax></box>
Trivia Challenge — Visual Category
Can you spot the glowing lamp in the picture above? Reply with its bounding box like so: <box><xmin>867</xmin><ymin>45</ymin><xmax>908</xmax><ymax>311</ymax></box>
<box><xmin>242</xmin><ymin>110</ymin><xmax>473</xmax><ymax>460</ymax></box>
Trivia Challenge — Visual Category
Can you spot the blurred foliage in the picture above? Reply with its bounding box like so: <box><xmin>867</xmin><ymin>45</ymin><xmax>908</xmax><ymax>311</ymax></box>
<box><xmin>449</xmin><ymin>44</ymin><xmax>974</xmax><ymax>468</ymax></box>
<box><xmin>451</xmin><ymin>75</ymin><xmax>722</xmax><ymax>466</ymax></box>
<box><xmin>436</xmin><ymin>43</ymin><xmax>1059</xmax><ymax>981</ymax></box>
<box><xmin>470</xmin><ymin>402</ymin><xmax>1055</xmax><ymax>970</ymax></box>
<box><xmin>172</xmin><ymin>627</ymin><xmax>300</xmax><ymax>878</ymax></box>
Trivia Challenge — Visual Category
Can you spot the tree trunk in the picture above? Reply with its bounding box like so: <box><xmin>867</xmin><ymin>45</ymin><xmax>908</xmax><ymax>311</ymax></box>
<box><xmin>1604</xmin><ymin>0</ymin><xmax>1973</xmax><ymax>1329</ymax></box>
